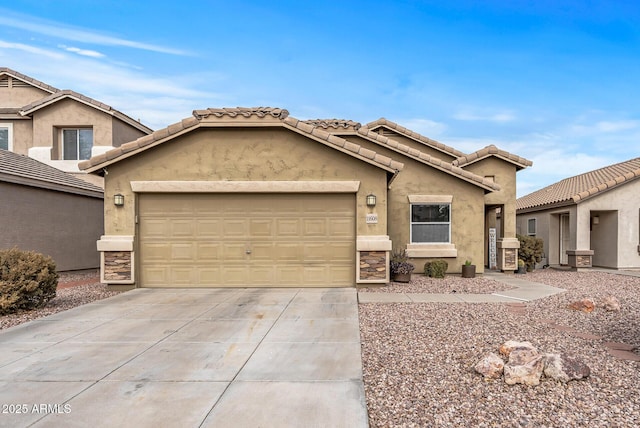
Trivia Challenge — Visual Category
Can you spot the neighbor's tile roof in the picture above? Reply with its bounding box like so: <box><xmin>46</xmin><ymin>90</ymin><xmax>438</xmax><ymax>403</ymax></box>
<box><xmin>517</xmin><ymin>157</ymin><xmax>640</xmax><ymax>211</ymax></box>
<box><xmin>453</xmin><ymin>145</ymin><xmax>532</xmax><ymax>171</ymax></box>
<box><xmin>20</xmin><ymin>90</ymin><xmax>153</xmax><ymax>134</ymax></box>
<box><xmin>365</xmin><ymin>118</ymin><xmax>466</xmax><ymax>158</ymax></box>
<box><xmin>0</xmin><ymin>67</ymin><xmax>59</xmax><ymax>94</ymax></box>
<box><xmin>80</xmin><ymin>107</ymin><xmax>404</xmax><ymax>175</ymax></box>
<box><xmin>0</xmin><ymin>149</ymin><xmax>103</xmax><ymax>197</ymax></box>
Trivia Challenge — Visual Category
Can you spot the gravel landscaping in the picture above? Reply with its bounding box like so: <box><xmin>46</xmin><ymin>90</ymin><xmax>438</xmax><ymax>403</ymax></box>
<box><xmin>2</xmin><ymin>268</ymin><xmax>639</xmax><ymax>426</ymax></box>
<box><xmin>360</xmin><ymin>269</ymin><xmax>640</xmax><ymax>427</ymax></box>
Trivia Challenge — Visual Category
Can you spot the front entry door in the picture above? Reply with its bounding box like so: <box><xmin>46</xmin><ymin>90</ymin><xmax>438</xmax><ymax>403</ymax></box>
<box><xmin>560</xmin><ymin>213</ymin><xmax>570</xmax><ymax>265</ymax></box>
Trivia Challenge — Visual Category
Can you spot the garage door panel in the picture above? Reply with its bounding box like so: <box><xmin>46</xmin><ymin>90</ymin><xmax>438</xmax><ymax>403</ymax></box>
<box><xmin>139</xmin><ymin>193</ymin><xmax>355</xmax><ymax>287</ymax></box>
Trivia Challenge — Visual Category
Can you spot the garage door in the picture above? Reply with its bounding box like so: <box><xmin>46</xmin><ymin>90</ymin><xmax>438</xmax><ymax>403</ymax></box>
<box><xmin>138</xmin><ymin>193</ymin><xmax>355</xmax><ymax>287</ymax></box>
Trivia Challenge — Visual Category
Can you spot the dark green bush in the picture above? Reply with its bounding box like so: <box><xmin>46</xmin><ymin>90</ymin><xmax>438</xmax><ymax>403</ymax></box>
<box><xmin>0</xmin><ymin>248</ymin><xmax>58</xmax><ymax>315</ymax></box>
<box><xmin>423</xmin><ymin>259</ymin><xmax>448</xmax><ymax>278</ymax></box>
<box><xmin>517</xmin><ymin>234</ymin><xmax>544</xmax><ymax>272</ymax></box>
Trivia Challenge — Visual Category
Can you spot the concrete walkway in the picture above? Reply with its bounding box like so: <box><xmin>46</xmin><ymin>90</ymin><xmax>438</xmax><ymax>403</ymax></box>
<box><xmin>358</xmin><ymin>271</ymin><xmax>566</xmax><ymax>303</ymax></box>
<box><xmin>0</xmin><ymin>288</ymin><xmax>367</xmax><ymax>428</ymax></box>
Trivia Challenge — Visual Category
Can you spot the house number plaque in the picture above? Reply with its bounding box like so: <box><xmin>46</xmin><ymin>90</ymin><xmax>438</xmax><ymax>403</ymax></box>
<box><xmin>366</xmin><ymin>214</ymin><xmax>378</xmax><ymax>224</ymax></box>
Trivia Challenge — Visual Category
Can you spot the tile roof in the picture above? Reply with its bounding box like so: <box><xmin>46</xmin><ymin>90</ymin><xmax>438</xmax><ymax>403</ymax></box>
<box><xmin>80</xmin><ymin>107</ymin><xmax>404</xmax><ymax>176</ymax></box>
<box><xmin>365</xmin><ymin>118</ymin><xmax>466</xmax><ymax>158</ymax></box>
<box><xmin>19</xmin><ymin>90</ymin><xmax>153</xmax><ymax>134</ymax></box>
<box><xmin>302</xmin><ymin>119</ymin><xmax>500</xmax><ymax>192</ymax></box>
<box><xmin>0</xmin><ymin>149</ymin><xmax>103</xmax><ymax>197</ymax></box>
<box><xmin>355</xmin><ymin>127</ymin><xmax>500</xmax><ymax>192</ymax></box>
<box><xmin>453</xmin><ymin>145</ymin><xmax>533</xmax><ymax>171</ymax></box>
<box><xmin>517</xmin><ymin>157</ymin><xmax>640</xmax><ymax>211</ymax></box>
<box><xmin>0</xmin><ymin>67</ymin><xmax>59</xmax><ymax>94</ymax></box>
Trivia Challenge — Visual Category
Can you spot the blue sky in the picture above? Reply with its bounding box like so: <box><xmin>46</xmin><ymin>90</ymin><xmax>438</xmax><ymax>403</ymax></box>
<box><xmin>1</xmin><ymin>1</ymin><xmax>639</xmax><ymax>197</ymax></box>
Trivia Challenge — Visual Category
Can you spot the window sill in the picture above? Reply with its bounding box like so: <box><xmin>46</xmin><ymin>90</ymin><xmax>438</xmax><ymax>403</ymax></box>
<box><xmin>406</xmin><ymin>243</ymin><xmax>457</xmax><ymax>258</ymax></box>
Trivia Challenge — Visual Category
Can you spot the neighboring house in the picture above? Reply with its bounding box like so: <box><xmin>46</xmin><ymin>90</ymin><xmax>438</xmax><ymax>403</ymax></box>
<box><xmin>0</xmin><ymin>67</ymin><xmax>152</xmax><ymax>187</ymax></box>
<box><xmin>79</xmin><ymin>107</ymin><xmax>531</xmax><ymax>289</ymax></box>
<box><xmin>516</xmin><ymin>157</ymin><xmax>640</xmax><ymax>270</ymax></box>
<box><xmin>0</xmin><ymin>149</ymin><xmax>104</xmax><ymax>271</ymax></box>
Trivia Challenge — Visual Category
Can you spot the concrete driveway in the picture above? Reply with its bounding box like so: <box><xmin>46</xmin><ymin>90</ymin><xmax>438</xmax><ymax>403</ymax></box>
<box><xmin>0</xmin><ymin>288</ymin><xmax>368</xmax><ymax>428</ymax></box>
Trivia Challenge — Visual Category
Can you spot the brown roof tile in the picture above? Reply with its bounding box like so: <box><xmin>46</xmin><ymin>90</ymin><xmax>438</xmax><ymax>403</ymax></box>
<box><xmin>517</xmin><ymin>157</ymin><xmax>640</xmax><ymax>211</ymax></box>
<box><xmin>0</xmin><ymin>149</ymin><xmax>103</xmax><ymax>197</ymax></box>
<box><xmin>364</xmin><ymin>118</ymin><xmax>466</xmax><ymax>158</ymax></box>
<box><xmin>352</xmin><ymin>127</ymin><xmax>500</xmax><ymax>192</ymax></box>
<box><xmin>303</xmin><ymin>119</ymin><xmax>361</xmax><ymax>132</ymax></box>
<box><xmin>81</xmin><ymin>107</ymin><xmax>404</xmax><ymax>176</ymax></box>
<box><xmin>453</xmin><ymin>145</ymin><xmax>532</xmax><ymax>171</ymax></box>
<box><xmin>0</xmin><ymin>68</ymin><xmax>59</xmax><ymax>94</ymax></box>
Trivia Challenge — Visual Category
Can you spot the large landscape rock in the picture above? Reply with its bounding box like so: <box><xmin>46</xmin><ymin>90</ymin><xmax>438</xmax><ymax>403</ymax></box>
<box><xmin>474</xmin><ymin>353</ymin><xmax>504</xmax><ymax>380</ymax></box>
<box><xmin>600</xmin><ymin>295</ymin><xmax>621</xmax><ymax>312</ymax></box>
<box><xmin>504</xmin><ymin>355</ymin><xmax>545</xmax><ymax>386</ymax></box>
<box><xmin>544</xmin><ymin>353</ymin><xmax>591</xmax><ymax>382</ymax></box>
<box><xmin>567</xmin><ymin>298</ymin><xmax>595</xmax><ymax>313</ymax></box>
<box><xmin>498</xmin><ymin>340</ymin><xmax>536</xmax><ymax>358</ymax></box>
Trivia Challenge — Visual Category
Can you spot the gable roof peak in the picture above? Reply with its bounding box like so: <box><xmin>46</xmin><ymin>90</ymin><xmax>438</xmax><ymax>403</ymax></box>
<box><xmin>0</xmin><ymin>67</ymin><xmax>59</xmax><ymax>94</ymax></box>
<box><xmin>453</xmin><ymin>144</ymin><xmax>532</xmax><ymax>171</ymax></box>
<box><xmin>303</xmin><ymin>119</ymin><xmax>361</xmax><ymax>131</ymax></box>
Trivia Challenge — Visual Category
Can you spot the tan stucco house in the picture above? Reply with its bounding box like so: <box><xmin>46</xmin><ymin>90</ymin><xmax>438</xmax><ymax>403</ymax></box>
<box><xmin>1</xmin><ymin>149</ymin><xmax>104</xmax><ymax>271</ymax></box>
<box><xmin>517</xmin><ymin>157</ymin><xmax>640</xmax><ymax>270</ymax></box>
<box><xmin>80</xmin><ymin>107</ymin><xmax>531</xmax><ymax>289</ymax></box>
<box><xmin>0</xmin><ymin>68</ymin><xmax>152</xmax><ymax>186</ymax></box>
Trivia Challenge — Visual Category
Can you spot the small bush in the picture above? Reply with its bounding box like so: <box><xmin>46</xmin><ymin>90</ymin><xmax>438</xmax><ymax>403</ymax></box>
<box><xmin>517</xmin><ymin>234</ymin><xmax>544</xmax><ymax>272</ymax></box>
<box><xmin>0</xmin><ymin>248</ymin><xmax>58</xmax><ymax>315</ymax></box>
<box><xmin>424</xmin><ymin>259</ymin><xmax>448</xmax><ymax>278</ymax></box>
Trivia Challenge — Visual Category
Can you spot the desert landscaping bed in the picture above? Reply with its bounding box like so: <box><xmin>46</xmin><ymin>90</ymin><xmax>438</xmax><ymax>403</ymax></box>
<box><xmin>360</xmin><ymin>270</ymin><xmax>640</xmax><ymax>427</ymax></box>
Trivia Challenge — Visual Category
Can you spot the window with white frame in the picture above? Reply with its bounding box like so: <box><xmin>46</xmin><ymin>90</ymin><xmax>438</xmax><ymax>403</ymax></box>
<box><xmin>62</xmin><ymin>128</ymin><xmax>93</xmax><ymax>160</ymax></box>
<box><xmin>527</xmin><ymin>218</ymin><xmax>536</xmax><ymax>236</ymax></box>
<box><xmin>0</xmin><ymin>124</ymin><xmax>13</xmax><ymax>151</ymax></box>
<box><xmin>410</xmin><ymin>203</ymin><xmax>451</xmax><ymax>243</ymax></box>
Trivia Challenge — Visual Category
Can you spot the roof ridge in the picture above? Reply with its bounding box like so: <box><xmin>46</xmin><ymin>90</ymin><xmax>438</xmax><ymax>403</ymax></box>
<box><xmin>303</xmin><ymin>119</ymin><xmax>362</xmax><ymax>130</ymax></box>
<box><xmin>0</xmin><ymin>67</ymin><xmax>59</xmax><ymax>93</ymax></box>
<box><xmin>193</xmin><ymin>107</ymin><xmax>289</xmax><ymax>120</ymax></box>
<box><xmin>364</xmin><ymin>118</ymin><xmax>466</xmax><ymax>158</ymax></box>
<box><xmin>517</xmin><ymin>156</ymin><xmax>640</xmax><ymax>210</ymax></box>
<box><xmin>453</xmin><ymin>144</ymin><xmax>532</xmax><ymax>170</ymax></box>
<box><xmin>355</xmin><ymin>127</ymin><xmax>499</xmax><ymax>192</ymax></box>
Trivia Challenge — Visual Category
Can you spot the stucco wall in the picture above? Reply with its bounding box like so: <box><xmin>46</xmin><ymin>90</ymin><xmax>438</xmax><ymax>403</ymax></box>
<box><xmin>0</xmin><ymin>84</ymin><xmax>50</xmax><ymax>108</ymax></box>
<box><xmin>345</xmin><ymin>135</ymin><xmax>486</xmax><ymax>273</ymax></box>
<box><xmin>102</xmin><ymin>127</ymin><xmax>389</xmax><ymax>239</ymax></box>
<box><xmin>0</xmin><ymin>120</ymin><xmax>32</xmax><ymax>154</ymax></box>
<box><xmin>112</xmin><ymin>119</ymin><xmax>148</xmax><ymax>148</ymax></box>
<box><xmin>581</xmin><ymin>180</ymin><xmax>640</xmax><ymax>269</ymax></box>
<box><xmin>517</xmin><ymin>205</ymin><xmax>577</xmax><ymax>266</ymax></box>
<box><xmin>0</xmin><ymin>181</ymin><xmax>103</xmax><ymax>271</ymax></box>
<box><xmin>30</xmin><ymin>99</ymin><xmax>113</xmax><ymax>156</ymax></box>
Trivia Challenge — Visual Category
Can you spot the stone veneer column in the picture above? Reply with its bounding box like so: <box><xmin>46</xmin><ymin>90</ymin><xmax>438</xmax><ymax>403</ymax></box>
<box><xmin>96</xmin><ymin>235</ymin><xmax>135</xmax><ymax>288</ymax></box>
<box><xmin>357</xmin><ymin>236</ymin><xmax>392</xmax><ymax>284</ymax></box>
<box><xmin>567</xmin><ymin>250</ymin><xmax>594</xmax><ymax>270</ymax></box>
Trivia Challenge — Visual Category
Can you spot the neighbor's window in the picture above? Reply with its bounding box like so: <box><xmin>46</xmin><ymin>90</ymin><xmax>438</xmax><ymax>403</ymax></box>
<box><xmin>62</xmin><ymin>128</ymin><xmax>93</xmax><ymax>160</ymax></box>
<box><xmin>527</xmin><ymin>218</ymin><xmax>536</xmax><ymax>236</ymax></box>
<box><xmin>0</xmin><ymin>124</ymin><xmax>12</xmax><ymax>151</ymax></box>
<box><xmin>411</xmin><ymin>204</ymin><xmax>451</xmax><ymax>243</ymax></box>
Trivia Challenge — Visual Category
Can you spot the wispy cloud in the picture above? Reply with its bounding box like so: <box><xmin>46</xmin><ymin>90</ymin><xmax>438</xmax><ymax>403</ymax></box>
<box><xmin>571</xmin><ymin>119</ymin><xmax>640</xmax><ymax>135</ymax></box>
<box><xmin>0</xmin><ymin>10</ymin><xmax>189</xmax><ymax>56</ymax></box>
<box><xmin>453</xmin><ymin>110</ymin><xmax>516</xmax><ymax>123</ymax></box>
<box><xmin>0</xmin><ymin>40</ymin><xmax>64</xmax><ymax>59</ymax></box>
<box><xmin>58</xmin><ymin>45</ymin><xmax>105</xmax><ymax>58</ymax></box>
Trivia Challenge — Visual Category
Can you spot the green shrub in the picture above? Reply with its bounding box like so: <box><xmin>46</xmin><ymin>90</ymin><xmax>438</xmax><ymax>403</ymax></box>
<box><xmin>0</xmin><ymin>248</ymin><xmax>58</xmax><ymax>315</ymax></box>
<box><xmin>517</xmin><ymin>234</ymin><xmax>544</xmax><ymax>272</ymax></box>
<box><xmin>423</xmin><ymin>259</ymin><xmax>448</xmax><ymax>278</ymax></box>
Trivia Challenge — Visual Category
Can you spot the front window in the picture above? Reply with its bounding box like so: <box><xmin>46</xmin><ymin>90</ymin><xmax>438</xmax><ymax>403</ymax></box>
<box><xmin>411</xmin><ymin>204</ymin><xmax>451</xmax><ymax>243</ymax></box>
<box><xmin>527</xmin><ymin>218</ymin><xmax>536</xmax><ymax>236</ymax></box>
<box><xmin>0</xmin><ymin>124</ymin><xmax>12</xmax><ymax>151</ymax></box>
<box><xmin>62</xmin><ymin>128</ymin><xmax>93</xmax><ymax>160</ymax></box>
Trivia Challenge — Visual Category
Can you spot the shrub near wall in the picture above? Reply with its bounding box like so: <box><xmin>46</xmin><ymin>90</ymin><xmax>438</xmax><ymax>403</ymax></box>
<box><xmin>0</xmin><ymin>248</ymin><xmax>58</xmax><ymax>315</ymax></box>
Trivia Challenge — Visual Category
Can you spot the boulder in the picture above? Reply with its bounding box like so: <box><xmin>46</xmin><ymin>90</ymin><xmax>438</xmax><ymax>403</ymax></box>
<box><xmin>567</xmin><ymin>298</ymin><xmax>595</xmax><ymax>313</ymax></box>
<box><xmin>600</xmin><ymin>296</ymin><xmax>621</xmax><ymax>312</ymax></box>
<box><xmin>474</xmin><ymin>353</ymin><xmax>504</xmax><ymax>380</ymax></box>
<box><xmin>499</xmin><ymin>340</ymin><xmax>536</xmax><ymax>358</ymax></box>
<box><xmin>544</xmin><ymin>353</ymin><xmax>590</xmax><ymax>382</ymax></box>
<box><xmin>504</xmin><ymin>355</ymin><xmax>544</xmax><ymax>386</ymax></box>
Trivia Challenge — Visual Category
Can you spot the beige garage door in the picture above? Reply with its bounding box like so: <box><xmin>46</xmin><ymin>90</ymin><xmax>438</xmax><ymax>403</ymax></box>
<box><xmin>138</xmin><ymin>193</ymin><xmax>355</xmax><ymax>287</ymax></box>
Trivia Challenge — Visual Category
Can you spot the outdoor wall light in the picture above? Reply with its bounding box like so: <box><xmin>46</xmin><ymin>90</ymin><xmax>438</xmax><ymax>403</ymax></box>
<box><xmin>114</xmin><ymin>193</ymin><xmax>125</xmax><ymax>207</ymax></box>
<box><xmin>366</xmin><ymin>193</ymin><xmax>377</xmax><ymax>208</ymax></box>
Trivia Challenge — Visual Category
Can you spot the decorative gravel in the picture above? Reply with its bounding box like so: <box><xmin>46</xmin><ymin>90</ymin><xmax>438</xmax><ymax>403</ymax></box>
<box><xmin>0</xmin><ymin>270</ymin><xmax>121</xmax><ymax>330</ymax></box>
<box><xmin>359</xmin><ymin>269</ymin><xmax>640</xmax><ymax>427</ymax></box>
<box><xmin>359</xmin><ymin>274</ymin><xmax>513</xmax><ymax>294</ymax></box>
